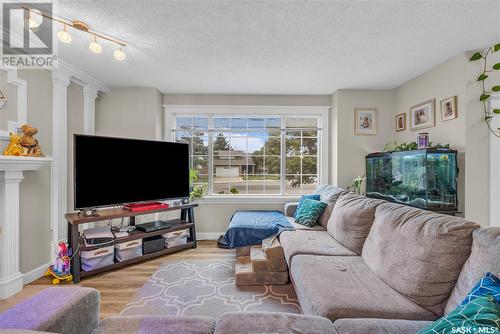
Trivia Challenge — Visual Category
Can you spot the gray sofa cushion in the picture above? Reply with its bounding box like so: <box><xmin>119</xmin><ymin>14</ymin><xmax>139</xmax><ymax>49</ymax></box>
<box><xmin>280</xmin><ymin>230</ymin><xmax>356</xmax><ymax>266</ymax></box>
<box><xmin>444</xmin><ymin>227</ymin><xmax>500</xmax><ymax>314</ymax></box>
<box><xmin>290</xmin><ymin>255</ymin><xmax>437</xmax><ymax>321</ymax></box>
<box><xmin>0</xmin><ymin>287</ymin><xmax>99</xmax><ymax>334</ymax></box>
<box><xmin>214</xmin><ymin>312</ymin><xmax>336</xmax><ymax>334</ymax></box>
<box><xmin>333</xmin><ymin>318</ymin><xmax>433</xmax><ymax>334</ymax></box>
<box><xmin>314</xmin><ymin>185</ymin><xmax>345</xmax><ymax>228</ymax></box>
<box><xmin>327</xmin><ymin>192</ymin><xmax>384</xmax><ymax>254</ymax></box>
<box><xmin>93</xmin><ymin>316</ymin><xmax>216</xmax><ymax>334</ymax></box>
<box><xmin>362</xmin><ymin>202</ymin><xmax>479</xmax><ymax>316</ymax></box>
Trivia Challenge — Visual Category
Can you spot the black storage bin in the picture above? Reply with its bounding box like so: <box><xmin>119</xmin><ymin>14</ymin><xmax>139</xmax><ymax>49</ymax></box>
<box><xmin>143</xmin><ymin>235</ymin><xmax>165</xmax><ymax>254</ymax></box>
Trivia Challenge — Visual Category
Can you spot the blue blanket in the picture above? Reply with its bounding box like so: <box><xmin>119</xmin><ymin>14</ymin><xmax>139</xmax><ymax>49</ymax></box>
<box><xmin>224</xmin><ymin>211</ymin><xmax>293</xmax><ymax>248</ymax></box>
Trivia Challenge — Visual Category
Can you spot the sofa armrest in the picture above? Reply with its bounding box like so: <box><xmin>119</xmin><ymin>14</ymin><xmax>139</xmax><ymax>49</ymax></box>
<box><xmin>284</xmin><ymin>202</ymin><xmax>300</xmax><ymax>217</ymax></box>
<box><xmin>0</xmin><ymin>287</ymin><xmax>100</xmax><ymax>334</ymax></box>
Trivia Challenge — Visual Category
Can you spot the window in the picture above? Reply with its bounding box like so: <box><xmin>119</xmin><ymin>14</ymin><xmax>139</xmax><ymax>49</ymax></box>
<box><xmin>172</xmin><ymin>109</ymin><xmax>326</xmax><ymax>196</ymax></box>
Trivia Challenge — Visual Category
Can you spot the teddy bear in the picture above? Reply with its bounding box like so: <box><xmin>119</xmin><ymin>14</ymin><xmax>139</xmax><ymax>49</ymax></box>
<box><xmin>3</xmin><ymin>133</ymin><xmax>24</xmax><ymax>156</ymax></box>
<box><xmin>19</xmin><ymin>124</ymin><xmax>44</xmax><ymax>157</ymax></box>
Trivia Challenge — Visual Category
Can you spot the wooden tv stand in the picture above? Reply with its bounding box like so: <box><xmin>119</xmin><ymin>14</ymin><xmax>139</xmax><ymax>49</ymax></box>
<box><xmin>65</xmin><ymin>203</ymin><xmax>198</xmax><ymax>283</ymax></box>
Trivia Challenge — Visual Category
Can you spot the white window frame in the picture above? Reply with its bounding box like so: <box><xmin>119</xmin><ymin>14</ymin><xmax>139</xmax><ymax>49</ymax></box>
<box><xmin>164</xmin><ymin>105</ymin><xmax>330</xmax><ymax>203</ymax></box>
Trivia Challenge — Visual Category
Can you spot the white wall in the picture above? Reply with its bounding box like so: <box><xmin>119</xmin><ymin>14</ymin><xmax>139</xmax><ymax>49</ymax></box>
<box><xmin>163</xmin><ymin>94</ymin><xmax>331</xmax><ymax>107</ymax></box>
<box><xmin>0</xmin><ymin>71</ymin><xmax>18</xmax><ymax>131</ymax></box>
<box><xmin>465</xmin><ymin>50</ymin><xmax>500</xmax><ymax>227</ymax></box>
<box><xmin>96</xmin><ymin>87</ymin><xmax>163</xmax><ymax>140</ymax></box>
<box><xmin>332</xmin><ymin>90</ymin><xmax>396</xmax><ymax>189</ymax></box>
<box><xmin>392</xmin><ymin>53</ymin><xmax>468</xmax><ymax>216</ymax></box>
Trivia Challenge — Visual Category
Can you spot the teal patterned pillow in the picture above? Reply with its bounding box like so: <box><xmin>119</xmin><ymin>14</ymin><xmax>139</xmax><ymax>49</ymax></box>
<box><xmin>417</xmin><ymin>294</ymin><xmax>500</xmax><ymax>334</ymax></box>
<box><xmin>295</xmin><ymin>198</ymin><xmax>327</xmax><ymax>227</ymax></box>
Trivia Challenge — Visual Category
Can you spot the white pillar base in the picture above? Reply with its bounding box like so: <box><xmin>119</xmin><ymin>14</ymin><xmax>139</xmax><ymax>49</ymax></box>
<box><xmin>0</xmin><ymin>272</ymin><xmax>23</xmax><ymax>299</ymax></box>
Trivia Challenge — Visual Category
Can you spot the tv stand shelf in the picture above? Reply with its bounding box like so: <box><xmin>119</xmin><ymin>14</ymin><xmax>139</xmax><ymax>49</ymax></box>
<box><xmin>65</xmin><ymin>203</ymin><xmax>198</xmax><ymax>283</ymax></box>
<box><xmin>78</xmin><ymin>220</ymin><xmax>194</xmax><ymax>251</ymax></box>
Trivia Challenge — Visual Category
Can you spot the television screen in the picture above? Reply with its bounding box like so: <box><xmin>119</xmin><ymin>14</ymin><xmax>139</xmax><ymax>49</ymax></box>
<box><xmin>74</xmin><ymin>135</ymin><xmax>189</xmax><ymax>209</ymax></box>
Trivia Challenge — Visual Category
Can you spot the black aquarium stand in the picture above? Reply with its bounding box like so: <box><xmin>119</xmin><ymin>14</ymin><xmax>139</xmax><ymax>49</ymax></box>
<box><xmin>65</xmin><ymin>203</ymin><xmax>198</xmax><ymax>283</ymax></box>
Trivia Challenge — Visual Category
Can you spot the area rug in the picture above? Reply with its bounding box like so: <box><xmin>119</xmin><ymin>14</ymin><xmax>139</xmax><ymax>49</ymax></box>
<box><xmin>120</xmin><ymin>259</ymin><xmax>301</xmax><ymax>317</ymax></box>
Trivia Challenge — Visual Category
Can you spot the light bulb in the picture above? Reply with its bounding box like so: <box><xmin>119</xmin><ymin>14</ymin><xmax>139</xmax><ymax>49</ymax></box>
<box><xmin>57</xmin><ymin>25</ymin><xmax>72</xmax><ymax>44</ymax></box>
<box><xmin>113</xmin><ymin>48</ymin><xmax>125</xmax><ymax>61</ymax></box>
<box><xmin>27</xmin><ymin>9</ymin><xmax>42</xmax><ymax>29</ymax></box>
<box><xmin>89</xmin><ymin>36</ymin><xmax>102</xmax><ymax>54</ymax></box>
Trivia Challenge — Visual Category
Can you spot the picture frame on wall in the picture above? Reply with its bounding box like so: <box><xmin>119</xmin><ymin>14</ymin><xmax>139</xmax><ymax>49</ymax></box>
<box><xmin>410</xmin><ymin>99</ymin><xmax>435</xmax><ymax>131</ymax></box>
<box><xmin>354</xmin><ymin>108</ymin><xmax>377</xmax><ymax>135</ymax></box>
<box><xmin>441</xmin><ymin>96</ymin><xmax>457</xmax><ymax>121</ymax></box>
<box><xmin>395</xmin><ymin>113</ymin><xmax>406</xmax><ymax>132</ymax></box>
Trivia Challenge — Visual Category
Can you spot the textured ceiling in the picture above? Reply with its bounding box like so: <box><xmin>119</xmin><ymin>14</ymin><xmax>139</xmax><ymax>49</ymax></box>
<box><xmin>54</xmin><ymin>0</ymin><xmax>500</xmax><ymax>95</ymax></box>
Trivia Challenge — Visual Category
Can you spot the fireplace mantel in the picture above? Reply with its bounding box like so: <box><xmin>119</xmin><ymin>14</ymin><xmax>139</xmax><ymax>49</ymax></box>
<box><xmin>0</xmin><ymin>155</ymin><xmax>52</xmax><ymax>299</ymax></box>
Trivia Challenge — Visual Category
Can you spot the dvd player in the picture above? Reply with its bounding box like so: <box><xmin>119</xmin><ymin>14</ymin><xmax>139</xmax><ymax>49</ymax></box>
<box><xmin>136</xmin><ymin>220</ymin><xmax>176</xmax><ymax>232</ymax></box>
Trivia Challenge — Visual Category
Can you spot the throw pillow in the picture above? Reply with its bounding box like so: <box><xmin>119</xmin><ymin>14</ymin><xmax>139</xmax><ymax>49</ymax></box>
<box><xmin>293</xmin><ymin>194</ymin><xmax>321</xmax><ymax>218</ymax></box>
<box><xmin>417</xmin><ymin>294</ymin><xmax>500</xmax><ymax>334</ymax></box>
<box><xmin>295</xmin><ymin>198</ymin><xmax>327</xmax><ymax>227</ymax></box>
<box><xmin>460</xmin><ymin>272</ymin><xmax>500</xmax><ymax>306</ymax></box>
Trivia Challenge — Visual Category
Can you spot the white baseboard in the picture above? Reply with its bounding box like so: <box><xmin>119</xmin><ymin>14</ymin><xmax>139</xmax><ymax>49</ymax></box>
<box><xmin>23</xmin><ymin>262</ymin><xmax>50</xmax><ymax>285</ymax></box>
<box><xmin>196</xmin><ymin>232</ymin><xmax>224</xmax><ymax>240</ymax></box>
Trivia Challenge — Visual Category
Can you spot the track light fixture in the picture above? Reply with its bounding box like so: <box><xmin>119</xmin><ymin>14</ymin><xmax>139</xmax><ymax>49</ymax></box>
<box><xmin>24</xmin><ymin>6</ymin><xmax>126</xmax><ymax>61</ymax></box>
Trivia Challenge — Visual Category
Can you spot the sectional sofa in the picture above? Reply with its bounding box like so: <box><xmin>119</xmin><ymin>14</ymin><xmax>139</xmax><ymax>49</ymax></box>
<box><xmin>280</xmin><ymin>185</ymin><xmax>500</xmax><ymax>332</ymax></box>
<box><xmin>1</xmin><ymin>185</ymin><xmax>499</xmax><ymax>334</ymax></box>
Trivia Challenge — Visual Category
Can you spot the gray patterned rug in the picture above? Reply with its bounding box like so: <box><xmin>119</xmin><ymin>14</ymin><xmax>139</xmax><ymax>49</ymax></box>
<box><xmin>120</xmin><ymin>259</ymin><xmax>301</xmax><ymax>317</ymax></box>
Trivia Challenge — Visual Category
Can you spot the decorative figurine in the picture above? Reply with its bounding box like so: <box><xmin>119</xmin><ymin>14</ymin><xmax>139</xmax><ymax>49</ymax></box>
<box><xmin>2</xmin><ymin>133</ymin><xmax>24</xmax><ymax>156</ymax></box>
<box><xmin>19</xmin><ymin>124</ymin><xmax>44</xmax><ymax>157</ymax></box>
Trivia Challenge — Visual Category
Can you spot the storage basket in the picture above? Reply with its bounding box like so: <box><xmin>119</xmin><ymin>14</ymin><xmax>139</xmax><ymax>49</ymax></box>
<box><xmin>115</xmin><ymin>239</ymin><xmax>143</xmax><ymax>262</ymax></box>
<box><xmin>162</xmin><ymin>229</ymin><xmax>189</xmax><ymax>248</ymax></box>
<box><xmin>81</xmin><ymin>245</ymin><xmax>114</xmax><ymax>271</ymax></box>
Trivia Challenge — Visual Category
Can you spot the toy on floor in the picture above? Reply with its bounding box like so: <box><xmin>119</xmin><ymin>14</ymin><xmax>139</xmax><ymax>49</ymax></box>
<box><xmin>45</xmin><ymin>242</ymin><xmax>73</xmax><ymax>285</ymax></box>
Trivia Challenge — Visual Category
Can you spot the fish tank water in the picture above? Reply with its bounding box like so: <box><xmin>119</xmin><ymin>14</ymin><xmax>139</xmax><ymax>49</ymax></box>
<box><xmin>366</xmin><ymin>149</ymin><xmax>458</xmax><ymax>212</ymax></box>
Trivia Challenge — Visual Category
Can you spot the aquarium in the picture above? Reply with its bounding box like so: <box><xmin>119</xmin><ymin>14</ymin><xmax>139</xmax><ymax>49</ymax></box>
<box><xmin>366</xmin><ymin>149</ymin><xmax>458</xmax><ymax>212</ymax></box>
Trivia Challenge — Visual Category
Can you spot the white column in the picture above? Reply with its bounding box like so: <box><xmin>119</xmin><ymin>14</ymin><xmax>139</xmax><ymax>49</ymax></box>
<box><xmin>0</xmin><ymin>171</ymin><xmax>24</xmax><ymax>299</ymax></box>
<box><xmin>51</xmin><ymin>71</ymin><xmax>71</xmax><ymax>247</ymax></box>
<box><xmin>83</xmin><ymin>85</ymin><xmax>98</xmax><ymax>135</ymax></box>
<box><xmin>0</xmin><ymin>156</ymin><xmax>51</xmax><ymax>299</ymax></box>
<box><xmin>81</xmin><ymin>85</ymin><xmax>98</xmax><ymax>230</ymax></box>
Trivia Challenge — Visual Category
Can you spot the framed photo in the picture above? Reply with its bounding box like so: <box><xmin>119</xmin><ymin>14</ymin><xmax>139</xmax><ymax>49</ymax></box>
<box><xmin>395</xmin><ymin>113</ymin><xmax>406</xmax><ymax>132</ymax></box>
<box><xmin>354</xmin><ymin>108</ymin><xmax>377</xmax><ymax>135</ymax></box>
<box><xmin>410</xmin><ymin>99</ymin><xmax>435</xmax><ymax>131</ymax></box>
<box><xmin>441</xmin><ymin>96</ymin><xmax>457</xmax><ymax>121</ymax></box>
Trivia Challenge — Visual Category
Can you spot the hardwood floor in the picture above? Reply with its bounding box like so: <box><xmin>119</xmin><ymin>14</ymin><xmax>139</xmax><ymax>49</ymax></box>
<box><xmin>0</xmin><ymin>241</ymin><xmax>234</xmax><ymax>319</ymax></box>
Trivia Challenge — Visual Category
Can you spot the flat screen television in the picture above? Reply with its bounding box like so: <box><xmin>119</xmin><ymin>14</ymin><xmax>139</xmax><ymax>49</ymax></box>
<box><xmin>74</xmin><ymin>134</ymin><xmax>189</xmax><ymax>209</ymax></box>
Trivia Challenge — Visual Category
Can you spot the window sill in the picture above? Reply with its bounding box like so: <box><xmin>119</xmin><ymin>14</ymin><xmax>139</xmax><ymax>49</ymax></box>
<box><xmin>192</xmin><ymin>195</ymin><xmax>301</xmax><ymax>205</ymax></box>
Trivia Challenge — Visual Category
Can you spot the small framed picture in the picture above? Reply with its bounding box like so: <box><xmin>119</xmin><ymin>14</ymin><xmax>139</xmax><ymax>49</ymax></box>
<box><xmin>354</xmin><ymin>108</ymin><xmax>377</xmax><ymax>135</ymax></box>
<box><xmin>395</xmin><ymin>113</ymin><xmax>406</xmax><ymax>132</ymax></box>
<box><xmin>410</xmin><ymin>99</ymin><xmax>435</xmax><ymax>131</ymax></box>
<box><xmin>441</xmin><ymin>96</ymin><xmax>457</xmax><ymax>121</ymax></box>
